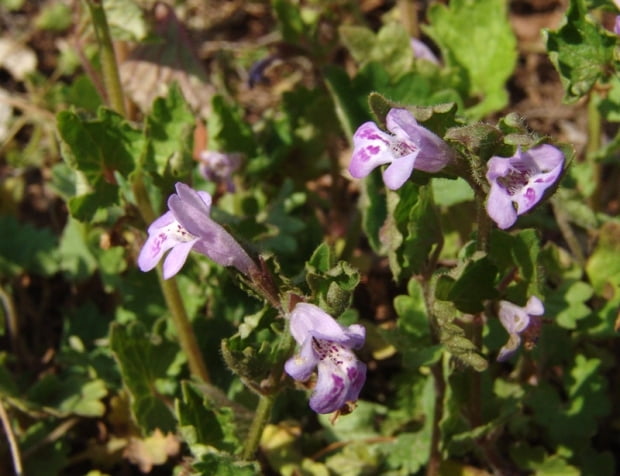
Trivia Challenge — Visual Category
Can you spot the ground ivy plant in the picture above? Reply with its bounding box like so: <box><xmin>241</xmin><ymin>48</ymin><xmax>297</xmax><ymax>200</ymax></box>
<box><xmin>1</xmin><ymin>1</ymin><xmax>619</xmax><ymax>475</ymax></box>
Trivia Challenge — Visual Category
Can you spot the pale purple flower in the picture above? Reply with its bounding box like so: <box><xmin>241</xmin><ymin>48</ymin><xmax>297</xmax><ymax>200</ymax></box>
<box><xmin>197</xmin><ymin>150</ymin><xmax>241</xmax><ymax>192</ymax></box>
<box><xmin>497</xmin><ymin>296</ymin><xmax>544</xmax><ymax>361</ymax></box>
<box><xmin>410</xmin><ymin>38</ymin><xmax>440</xmax><ymax>65</ymax></box>
<box><xmin>285</xmin><ymin>303</ymin><xmax>366</xmax><ymax>414</ymax></box>
<box><xmin>349</xmin><ymin>108</ymin><xmax>454</xmax><ymax>190</ymax></box>
<box><xmin>485</xmin><ymin>145</ymin><xmax>564</xmax><ymax>229</ymax></box>
<box><xmin>137</xmin><ymin>182</ymin><xmax>256</xmax><ymax>279</ymax></box>
<box><xmin>614</xmin><ymin>15</ymin><xmax>620</xmax><ymax>35</ymax></box>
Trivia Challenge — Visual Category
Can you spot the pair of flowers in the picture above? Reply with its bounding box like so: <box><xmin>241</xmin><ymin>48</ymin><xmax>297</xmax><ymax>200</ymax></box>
<box><xmin>349</xmin><ymin>108</ymin><xmax>550</xmax><ymax>358</ymax></box>
<box><xmin>138</xmin><ymin>183</ymin><xmax>365</xmax><ymax>414</ymax></box>
<box><xmin>349</xmin><ymin>108</ymin><xmax>565</xmax><ymax>229</ymax></box>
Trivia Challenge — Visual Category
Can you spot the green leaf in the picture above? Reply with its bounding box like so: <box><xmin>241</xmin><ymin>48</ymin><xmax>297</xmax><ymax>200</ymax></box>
<box><xmin>489</xmin><ymin>228</ymin><xmax>542</xmax><ymax>301</ymax></box>
<box><xmin>192</xmin><ymin>450</ymin><xmax>259</xmax><ymax>476</ymax></box>
<box><xmin>21</xmin><ymin>421</ymin><xmax>69</xmax><ymax>476</ymax></box>
<box><xmin>546</xmin><ymin>280</ymin><xmax>593</xmax><ymax>329</ymax></box>
<box><xmin>35</xmin><ymin>2</ymin><xmax>72</xmax><ymax>31</ymax></box>
<box><xmin>57</xmin><ymin>107</ymin><xmax>143</xmax><ymax>221</ymax></box>
<box><xmin>445</xmin><ymin>122</ymin><xmax>505</xmax><ymax>161</ymax></box>
<box><xmin>382</xmin><ymin>278</ymin><xmax>442</xmax><ymax>368</ymax></box>
<box><xmin>426</xmin><ymin>0</ymin><xmax>517</xmax><ymax>117</ymax></box>
<box><xmin>585</xmin><ymin>220</ymin><xmax>620</xmax><ymax>294</ymax></box>
<box><xmin>0</xmin><ymin>0</ymin><xmax>25</xmax><ymax>11</ymax></box>
<box><xmin>510</xmin><ymin>444</ymin><xmax>580</xmax><ymax>475</ymax></box>
<box><xmin>62</xmin><ymin>75</ymin><xmax>103</xmax><ymax>112</ymax></box>
<box><xmin>104</xmin><ymin>0</ymin><xmax>148</xmax><ymax>41</ymax></box>
<box><xmin>323</xmin><ymin>65</ymin><xmax>371</xmax><ymax>140</ymax></box>
<box><xmin>324</xmin><ymin>443</ymin><xmax>378</xmax><ymax>476</ymax></box>
<box><xmin>597</xmin><ymin>75</ymin><xmax>620</xmax><ymax>122</ymax></box>
<box><xmin>526</xmin><ymin>354</ymin><xmax>610</xmax><ymax>445</ymax></box>
<box><xmin>28</xmin><ymin>374</ymin><xmax>107</xmax><ymax>417</ymax></box>
<box><xmin>95</xmin><ymin>245</ymin><xmax>127</xmax><ymax>293</ymax></box>
<box><xmin>546</xmin><ymin>0</ymin><xmax>617</xmax><ymax>102</ymax></box>
<box><xmin>208</xmin><ymin>95</ymin><xmax>256</xmax><ymax>157</ymax></box>
<box><xmin>319</xmin><ymin>400</ymin><xmax>386</xmax><ymax>441</ymax></box>
<box><xmin>272</xmin><ymin>0</ymin><xmax>308</xmax><ymax>45</ymax></box>
<box><xmin>385</xmin><ymin>183</ymin><xmax>443</xmax><ymax>281</ymax></box>
<box><xmin>109</xmin><ymin>322</ymin><xmax>178</xmax><ymax>433</ymax></box>
<box><xmin>0</xmin><ymin>215</ymin><xmax>59</xmax><ymax>276</ymax></box>
<box><xmin>358</xmin><ymin>169</ymin><xmax>388</xmax><ymax>253</ymax></box>
<box><xmin>305</xmin><ymin>243</ymin><xmax>360</xmax><ymax>317</ymax></box>
<box><xmin>340</xmin><ymin>23</ymin><xmax>413</xmax><ymax>79</ymax></box>
<box><xmin>221</xmin><ymin>307</ymin><xmax>289</xmax><ymax>394</ymax></box>
<box><xmin>57</xmin><ymin>217</ymin><xmax>97</xmax><ymax>281</ymax></box>
<box><xmin>431</xmin><ymin>178</ymin><xmax>474</xmax><ymax>207</ymax></box>
<box><xmin>436</xmin><ymin>253</ymin><xmax>499</xmax><ymax>313</ymax></box>
<box><xmin>143</xmin><ymin>84</ymin><xmax>195</xmax><ymax>184</ymax></box>
<box><xmin>176</xmin><ymin>381</ymin><xmax>244</xmax><ymax>454</ymax></box>
<box><xmin>339</xmin><ymin>25</ymin><xmax>376</xmax><ymax>66</ymax></box>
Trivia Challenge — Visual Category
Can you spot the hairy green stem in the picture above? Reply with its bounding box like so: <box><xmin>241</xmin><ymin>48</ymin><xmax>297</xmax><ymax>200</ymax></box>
<box><xmin>159</xmin><ymin>271</ymin><xmax>211</xmax><ymax>383</ymax></box>
<box><xmin>420</xmin><ymin>275</ymin><xmax>445</xmax><ymax>476</ymax></box>
<box><xmin>241</xmin><ymin>394</ymin><xmax>275</xmax><ymax>461</ymax></box>
<box><xmin>86</xmin><ymin>0</ymin><xmax>126</xmax><ymax>116</ymax></box>
<box><xmin>475</xmin><ymin>192</ymin><xmax>491</xmax><ymax>253</ymax></box>
<box><xmin>426</xmin><ymin>358</ymin><xmax>445</xmax><ymax>476</ymax></box>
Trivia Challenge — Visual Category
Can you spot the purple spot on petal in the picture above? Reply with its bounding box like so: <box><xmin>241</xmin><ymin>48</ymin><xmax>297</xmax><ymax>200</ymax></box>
<box><xmin>152</xmin><ymin>233</ymin><xmax>167</xmax><ymax>256</ymax></box>
<box><xmin>524</xmin><ymin>188</ymin><xmax>536</xmax><ymax>205</ymax></box>
<box><xmin>355</xmin><ymin>126</ymin><xmax>389</xmax><ymax>144</ymax></box>
<box><xmin>331</xmin><ymin>374</ymin><xmax>344</xmax><ymax>394</ymax></box>
<box><xmin>347</xmin><ymin>366</ymin><xmax>358</xmax><ymax>380</ymax></box>
<box><xmin>355</xmin><ymin>149</ymin><xmax>370</xmax><ymax>162</ymax></box>
<box><xmin>367</xmin><ymin>145</ymin><xmax>380</xmax><ymax>155</ymax></box>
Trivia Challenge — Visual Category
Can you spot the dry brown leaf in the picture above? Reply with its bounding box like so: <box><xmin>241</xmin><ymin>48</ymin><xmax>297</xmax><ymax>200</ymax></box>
<box><xmin>123</xmin><ymin>429</ymin><xmax>181</xmax><ymax>473</ymax></box>
<box><xmin>119</xmin><ymin>2</ymin><xmax>213</xmax><ymax>117</ymax></box>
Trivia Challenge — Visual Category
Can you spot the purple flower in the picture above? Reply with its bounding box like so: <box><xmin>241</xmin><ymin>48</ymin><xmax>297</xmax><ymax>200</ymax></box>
<box><xmin>197</xmin><ymin>150</ymin><xmax>241</xmax><ymax>192</ymax></box>
<box><xmin>137</xmin><ymin>182</ymin><xmax>257</xmax><ymax>279</ymax></box>
<box><xmin>284</xmin><ymin>303</ymin><xmax>366</xmax><ymax>414</ymax></box>
<box><xmin>614</xmin><ymin>15</ymin><xmax>620</xmax><ymax>35</ymax></box>
<box><xmin>497</xmin><ymin>296</ymin><xmax>544</xmax><ymax>361</ymax></box>
<box><xmin>410</xmin><ymin>38</ymin><xmax>440</xmax><ymax>65</ymax></box>
<box><xmin>349</xmin><ymin>108</ymin><xmax>454</xmax><ymax>190</ymax></box>
<box><xmin>485</xmin><ymin>145</ymin><xmax>564</xmax><ymax>229</ymax></box>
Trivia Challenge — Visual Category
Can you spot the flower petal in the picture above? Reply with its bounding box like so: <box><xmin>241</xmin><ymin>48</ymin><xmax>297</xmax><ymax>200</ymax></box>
<box><xmin>498</xmin><ymin>301</ymin><xmax>531</xmax><ymax>334</ymax></box>
<box><xmin>289</xmin><ymin>303</ymin><xmax>364</xmax><ymax>348</ymax></box>
<box><xmin>386</xmin><ymin>109</ymin><xmax>453</xmax><ymax>172</ymax></box>
<box><xmin>284</xmin><ymin>336</ymin><xmax>318</xmax><ymax>382</ymax></box>
<box><xmin>382</xmin><ymin>152</ymin><xmax>418</xmax><ymax>190</ymax></box>
<box><xmin>168</xmin><ymin>183</ymin><xmax>212</xmax><ymax>237</ymax></box>
<box><xmin>137</xmin><ymin>219</ymin><xmax>179</xmax><ymax>272</ymax></box>
<box><xmin>162</xmin><ymin>239</ymin><xmax>197</xmax><ymax>279</ymax></box>
<box><xmin>344</xmin><ymin>360</ymin><xmax>367</xmax><ymax>402</ymax></box>
<box><xmin>349</xmin><ymin>122</ymin><xmax>393</xmax><ymax>179</ymax></box>
<box><xmin>526</xmin><ymin>144</ymin><xmax>564</xmax><ymax>174</ymax></box>
<box><xmin>169</xmin><ymin>182</ymin><xmax>256</xmax><ymax>275</ymax></box>
<box><xmin>497</xmin><ymin>333</ymin><xmax>522</xmax><ymax>362</ymax></box>
<box><xmin>524</xmin><ymin>296</ymin><xmax>544</xmax><ymax>316</ymax></box>
<box><xmin>486</xmin><ymin>183</ymin><xmax>518</xmax><ymax>229</ymax></box>
<box><xmin>486</xmin><ymin>156</ymin><xmax>515</xmax><ymax>182</ymax></box>
<box><xmin>410</xmin><ymin>38</ymin><xmax>440</xmax><ymax>65</ymax></box>
<box><xmin>308</xmin><ymin>362</ymin><xmax>349</xmax><ymax>414</ymax></box>
<box><xmin>191</xmin><ymin>224</ymin><xmax>256</xmax><ymax>275</ymax></box>
<box><xmin>147</xmin><ymin>210</ymin><xmax>175</xmax><ymax>233</ymax></box>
